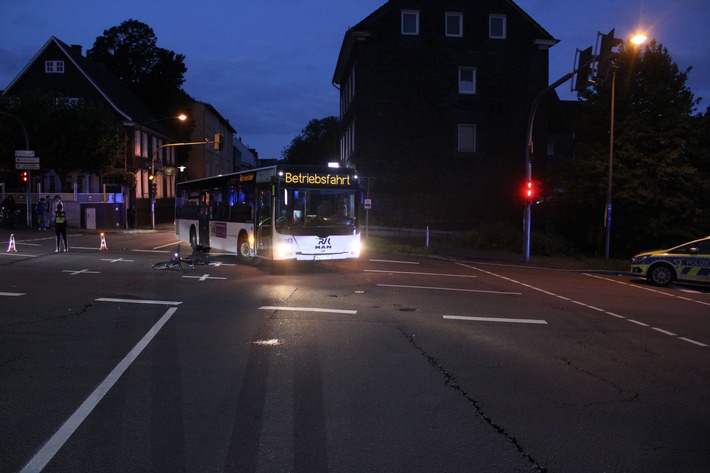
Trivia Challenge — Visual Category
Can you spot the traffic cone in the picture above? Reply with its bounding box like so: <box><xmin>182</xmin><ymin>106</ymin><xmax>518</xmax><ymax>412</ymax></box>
<box><xmin>99</xmin><ymin>233</ymin><xmax>108</xmax><ymax>251</ymax></box>
<box><xmin>7</xmin><ymin>234</ymin><xmax>17</xmax><ymax>252</ymax></box>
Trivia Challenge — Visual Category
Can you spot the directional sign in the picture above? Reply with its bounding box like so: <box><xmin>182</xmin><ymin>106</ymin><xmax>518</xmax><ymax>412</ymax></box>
<box><xmin>16</xmin><ymin>163</ymin><xmax>40</xmax><ymax>170</ymax></box>
<box><xmin>15</xmin><ymin>150</ymin><xmax>35</xmax><ymax>157</ymax></box>
<box><xmin>15</xmin><ymin>157</ymin><xmax>40</xmax><ymax>164</ymax></box>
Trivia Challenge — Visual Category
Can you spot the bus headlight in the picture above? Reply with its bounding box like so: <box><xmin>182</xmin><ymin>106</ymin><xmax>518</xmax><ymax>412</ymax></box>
<box><xmin>277</xmin><ymin>242</ymin><xmax>293</xmax><ymax>259</ymax></box>
<box><xmin>350</xmin><ymin>239</ymin><xmax>361</xmax><ymax>257</ymax></box>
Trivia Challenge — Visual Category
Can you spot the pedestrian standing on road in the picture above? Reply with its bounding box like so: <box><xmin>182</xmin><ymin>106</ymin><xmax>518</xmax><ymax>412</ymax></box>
<box><xmin>36</xmin><ymin>198</ymin><xmax>46</xmax><ymax>230</ymax></box>
<box><xmin>54</xmin><ymin>203</ymin><xmax>68</xmax><ymax>252</ymax></box>
<box><xmin>49</xmin><ymin>195</ymin><xmax>61</xmax><ymax>229</ymax></box>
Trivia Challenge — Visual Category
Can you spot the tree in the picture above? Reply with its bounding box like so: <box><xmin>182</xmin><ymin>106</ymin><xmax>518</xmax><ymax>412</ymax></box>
<box><xmin>0</xmin><ymin>94</ymin><xmax>126</xmax><ymax>186</ymax></box>
<box><xmin>87</xmin><ymin>19</ymin><xmax>192</xmax><ymax>138</ymax></box>
<box><xmin>282</xmin><ymin>116</ymin><xmax>339</xmax><ymax>165</ymax></box>
<box><xmin>551</xmin><ymin>40</ymin><xmax>708</xmax><ymax>256</ymax></box>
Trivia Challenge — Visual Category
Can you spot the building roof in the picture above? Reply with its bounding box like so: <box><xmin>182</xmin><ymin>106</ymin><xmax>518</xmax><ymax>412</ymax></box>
<box><xmin>2</xmin><ymin>36</ymin><xmax>157</xmax><ymax>125</ymax></box>
<box><xmin>333</xmin><ymin>0</ymin><xmax>559</xmax><ymax>85</ymax></box>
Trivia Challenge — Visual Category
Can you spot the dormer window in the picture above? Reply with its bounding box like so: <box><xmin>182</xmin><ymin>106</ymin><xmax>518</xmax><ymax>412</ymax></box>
<box><xmin>45</xmin><ymin>60</ymin><xmax>65</xmax><ymax>73</ymax></box>
<box><xmin>401</xmin><ymin>10</ymin><xmax>419</xmax><ymax>35</ymax></box>
<box><xmin>489</xmin><ymin>14</ymin><xmax>507</xmax><ymax>39</ymax></box>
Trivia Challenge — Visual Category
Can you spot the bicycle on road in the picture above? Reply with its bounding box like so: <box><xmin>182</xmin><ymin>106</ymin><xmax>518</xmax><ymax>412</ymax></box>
<box><xmin>152</xmin><ymin>244</ymin><xmax>210</xmax><ymax>271</ymax></box>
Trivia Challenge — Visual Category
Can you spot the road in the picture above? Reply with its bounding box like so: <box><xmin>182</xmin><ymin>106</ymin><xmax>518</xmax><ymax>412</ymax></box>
<box><xmin>1</xmin><ymin>228</ymin><xmax>709</xmax><ymax>472</ymax></box>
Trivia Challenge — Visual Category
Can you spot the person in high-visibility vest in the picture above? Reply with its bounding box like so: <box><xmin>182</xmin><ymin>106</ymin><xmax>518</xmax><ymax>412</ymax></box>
<box><xmin>54</xmin><ymin>203</ymin><xmax>68</xmax><ymax>252</ymax></box>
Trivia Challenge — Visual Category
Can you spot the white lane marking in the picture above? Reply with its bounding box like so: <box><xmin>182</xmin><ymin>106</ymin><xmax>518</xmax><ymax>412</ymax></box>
<box><xmin>100</xmin><ymin>257</ymin><xmax>134</xmax><ymax>263</ymax></box>
<box><xmin>182</xmin><ymin>274</ymin><xmax>227</xmax><ymax>281</ymax></box>
<box><xmin>153</xmin><ymin>241</ymin><xmax>181</xmax><ymax>250</ymax></box>
<box><xmin>132</xmin><ymin>249</ymin><xmax>170</xmax><ymax>254</ymax></box>
<box><xmin>260</xmin><ymin>306</ymin><xmax>357</xmax><ymax>315</ymax></box>
<box><xmin>378</xmin><ymin>283</ymin><xmax>520</xmax><ymax>295</ymax></box>
<box><xmin>20</xmin><ymin>307</ymin><xmax>179</xmax><ymax>473</ymax></box>
<box><xmin>455</xmin><ymin>262</ymin><xmax>708</xmax><ymax>348</ymax></box>
<box><xmin>365</xmin><ymin>269</ymin><xmax>477</xmax><ymax>278</ymax></box>
<box><xmin>444</xmin><ymin>315</ymin><xmax>547</xmax><ymax>325</ymax></box>
<box><xmin>0</xmin><ymin>292</ymin><xmax>25</xmax><ymax>297</ymax></box>
<box><xmin>1</xmin><ymin>253</ymin><xmax>39</xmax><ymax>258</ymax></box>
<box><xmin>96</xmin><ymin>298</ymin><xmax>182</xmax><ymax>306</ymax></box>
<box><xmin>62</xmin><ymin>269</ymin><xmax>101</xmax><ymax>276</ymax></box>
<box><xmin>369</xmin><ymin>259</ymin><xmax>420</xmax><ymax>265</ymax></box>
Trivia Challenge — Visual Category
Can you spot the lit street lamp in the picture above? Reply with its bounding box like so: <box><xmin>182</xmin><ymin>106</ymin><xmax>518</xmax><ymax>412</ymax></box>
<box><xmin>604</xmin><ymin>33</ymin><xmax>647</xmax><ymax>259</ymax></box>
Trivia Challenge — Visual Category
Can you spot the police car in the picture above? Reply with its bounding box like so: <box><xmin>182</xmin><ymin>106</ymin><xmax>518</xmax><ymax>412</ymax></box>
<box><xmin>630</xmin><ymin>236</ymin><xmax>710</xmax><ymax>286</ymax></box>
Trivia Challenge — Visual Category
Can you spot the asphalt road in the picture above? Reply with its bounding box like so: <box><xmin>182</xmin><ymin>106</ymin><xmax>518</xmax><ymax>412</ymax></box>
<box><xmin>1</xmin><ymin>227</ymin><xmax>709</xmax><ymax>472</ymax></box>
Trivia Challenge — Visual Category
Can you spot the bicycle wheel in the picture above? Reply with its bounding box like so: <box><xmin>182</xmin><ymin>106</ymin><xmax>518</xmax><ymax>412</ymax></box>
<box><xmin>152</xmin><ymin>261</ymin><xmax>172</xmax><ymax>270</ymax></box>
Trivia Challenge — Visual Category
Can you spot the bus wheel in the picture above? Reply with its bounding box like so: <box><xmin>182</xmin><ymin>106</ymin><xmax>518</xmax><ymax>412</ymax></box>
<box><xmin>238</xmin><ymin>235</ymin><xmax>260</xmax><ymax>266</ymax></box>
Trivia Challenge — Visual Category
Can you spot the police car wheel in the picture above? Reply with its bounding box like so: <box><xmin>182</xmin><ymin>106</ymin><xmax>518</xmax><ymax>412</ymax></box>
<box><xmin>649</xmin><ymin>263</ymin><xmax>674</xmax><ymax>286</ymax></box>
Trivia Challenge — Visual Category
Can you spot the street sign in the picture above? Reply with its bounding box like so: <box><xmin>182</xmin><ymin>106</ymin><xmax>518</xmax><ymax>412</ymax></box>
<box><xmin>364</xmin><ymin>198</ymin><xmax>372</xmax><ymax>209</ymax></box>
<box><xmin>15</xmin><ymin>163</ymin><xmax>40</xmax><ymax>170</ymax></box>
<box><xmin>15</xmin><ymin>156</ymin><xmax>40</xmax><ymax>164</ymax></box>
<box><xmin>15</xmin><ymin>150</ymin><xmax>35</xmax><ymax>157</ymax></box>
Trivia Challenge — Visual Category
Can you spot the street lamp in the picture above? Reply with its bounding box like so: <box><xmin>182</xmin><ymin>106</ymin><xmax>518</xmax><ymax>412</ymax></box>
<box><xmin>604</xmin><ymin>33</ymin><xmax>647</xmax><ymax>259</ymax></box>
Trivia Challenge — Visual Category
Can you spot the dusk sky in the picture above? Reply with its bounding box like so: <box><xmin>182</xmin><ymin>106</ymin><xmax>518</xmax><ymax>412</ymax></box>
<box><xmin>2</xmin><ymin>0</ymin><xmax>708</xmax><ymax>159</ymax></box>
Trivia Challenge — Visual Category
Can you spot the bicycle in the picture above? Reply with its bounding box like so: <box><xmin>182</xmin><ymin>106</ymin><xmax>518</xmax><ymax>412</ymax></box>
<box><xmin>152</xmin><ymin>244</ymin><xmax>210</xmax><ymax>271</ymax></box>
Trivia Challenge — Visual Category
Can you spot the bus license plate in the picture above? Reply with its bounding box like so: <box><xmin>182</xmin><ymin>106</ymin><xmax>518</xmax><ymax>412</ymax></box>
<box><xmin>315</xmin><ymin>254</ymin><xmax>332</xmax><ymax>261</ymax></box>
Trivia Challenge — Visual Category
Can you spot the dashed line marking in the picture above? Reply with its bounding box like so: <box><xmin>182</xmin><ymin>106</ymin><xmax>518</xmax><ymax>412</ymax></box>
<box><xmin>454</xmin><ymin>262</ymin><xmax>708</xmax><ymax>348</ymax></box>
<box><xmin>444</xmin><ymin>315</ymin><xmax>547</xmax><ymax>325</ymax></box>
<box><xmin>260</xmin><ymin>306</ymin><xmax>357</xmax><ymax>315</ymax></box>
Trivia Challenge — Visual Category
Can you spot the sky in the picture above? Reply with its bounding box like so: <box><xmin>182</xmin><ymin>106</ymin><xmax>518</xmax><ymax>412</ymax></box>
<box><xmin>1</xmin><ymin>0</ymin><xmax>709</xmax><ymax>160</ymax></box>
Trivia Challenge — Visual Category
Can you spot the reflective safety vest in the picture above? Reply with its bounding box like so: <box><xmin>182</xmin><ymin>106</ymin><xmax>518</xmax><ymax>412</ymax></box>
<box><xmin>55</xmin><ymin>211</ymin><xmax>66</xmax><ymax>224</ymax></box>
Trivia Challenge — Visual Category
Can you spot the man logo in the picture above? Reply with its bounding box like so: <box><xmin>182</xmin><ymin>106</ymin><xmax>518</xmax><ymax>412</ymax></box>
<box><xmin>316</xmin><ymin>237</ymin><xmax>332</xmax><ymax>250</ymax></box>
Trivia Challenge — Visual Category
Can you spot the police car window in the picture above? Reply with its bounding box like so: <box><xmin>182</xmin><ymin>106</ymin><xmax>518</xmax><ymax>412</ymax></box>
<box><xmin>696</xmin><ymin>241</ymin><xmax>710</xmax><ymax>254</ymax></box>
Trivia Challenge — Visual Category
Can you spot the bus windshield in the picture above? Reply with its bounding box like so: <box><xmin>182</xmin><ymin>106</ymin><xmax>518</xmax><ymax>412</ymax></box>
<box><xmin>275</xmin><ymin>187</ymin><xmax>357</xmax><ymax>235</ymax></box>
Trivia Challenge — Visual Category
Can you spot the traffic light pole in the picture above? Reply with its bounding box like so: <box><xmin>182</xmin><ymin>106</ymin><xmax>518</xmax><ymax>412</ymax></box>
<box><xmin>523</xmin><ymin>71</ymin><xmax>574</xmax><ymax>262</ymax></box>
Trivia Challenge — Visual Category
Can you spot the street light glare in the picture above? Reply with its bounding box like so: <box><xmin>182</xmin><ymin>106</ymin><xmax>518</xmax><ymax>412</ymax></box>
<box><xmin>177</xmin><ymin>114</ymin><xmax>188</xmax><ymax>121</ymax></box>
<box><xmin>630</xmin><ymin>33</ymin><xmax>648</xmax><ymax>45</ymax></box>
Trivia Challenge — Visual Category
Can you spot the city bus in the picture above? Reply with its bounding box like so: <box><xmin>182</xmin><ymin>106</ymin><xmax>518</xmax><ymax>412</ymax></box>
<box><xmin>175</xmin><ymin>164</ymin><xmax>361</xmax><ymax>264</ymax></box>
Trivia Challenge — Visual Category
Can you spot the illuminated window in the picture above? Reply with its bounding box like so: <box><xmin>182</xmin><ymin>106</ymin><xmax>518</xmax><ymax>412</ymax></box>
<box><xmin>445</xmin><ymin>12</ymin><xmax>463</xmax><ymax>37</ymax></box>
<box><xmin>489</xmin><ymin>15</ymin><xmax>506</xmax><ymax>39</ymax></box>
<box><xmin>458</xmin><ymin>124</ymin><xmax>476</xmax><ymax>152</ymax></box>
<box><xmin>402</xmin><ymin>10</ymin><xmax>419</xmax><ymax>35</ymax></box>
<box><xmin>458</xmin><ymin>67</ymin><xmax>476</xmax><ymax>94</ymax></box>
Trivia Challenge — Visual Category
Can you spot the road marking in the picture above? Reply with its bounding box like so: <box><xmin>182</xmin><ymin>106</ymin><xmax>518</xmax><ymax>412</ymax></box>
<box><xmin>444</xmin><ymin>315</ymin><xmax>547</xmax><ymax>325</ymax></box>
<box><xmin>260</xmin><ymin>306</ymin><xmax>357</xmax><ymax>315</ymax></box>
<box><xmin>19</xmin><ymin>307</ymin><xmax>178</xmax><ymax>473</ymax></box>
<box><xmin>96</xmin><ymin>298</ymin><xmax>182</xmax><ymax>306</ymax></box>
<box><xmin>378</xmin><ymin>283</ymin><xmax>520</xmax><ymax>295</ymax></box>
<box><xmin>62</xmin><ymin>269</ymin><xmax>101</xmax><ymax>276</ymax></box>
<box><xmin>182</xmin><ymin>273</ymin><xmax>227</xmax><ymax>281</ymax></box>
<box><xmin>100</xmin><ymin>257</ymin><xmax>134</xmax><ymax>263</ymax></box>
<box><xmin>1</xmin><ymin>252</ymin><xmax>39</xmax><ymax>258</ymax></box>
<box><xmin>455</xmin><ymin>262</ymin><xmax>708</xmax><ymax>348</ymax></box>
<box><xmin>369</xmin><ymin>259</ymin><xmax>420</xmax><ymax>265</ymax></box>
<box><xmin>0</xmin><ymin>292</ymin><xmax>25</xmax><ymax>297</ymax></box>
<box><xmin>153</xmin><ymin>241</ymin><xmax>181</xmax><ymax>250</ymax></box>
<box><xmin>365</xmin><ymin>269</ymin><xmax>477</xmax><ymax>278</ymax></box>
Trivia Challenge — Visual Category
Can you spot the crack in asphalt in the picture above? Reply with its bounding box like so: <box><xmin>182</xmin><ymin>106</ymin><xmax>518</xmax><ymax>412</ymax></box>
<box><xmin>400</xmin><ymin>328</ymin><xmax>547</xmax><ymax>473</ymax></box>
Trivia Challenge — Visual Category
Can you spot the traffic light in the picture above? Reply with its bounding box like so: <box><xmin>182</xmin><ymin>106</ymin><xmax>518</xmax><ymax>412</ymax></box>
<box><xmin>522</xmin><ymin>180</ymin><xmax>541</xmax><ymax>204</ymax></box>
<box><xmin>597</xmin><ymin>28</ymin><xmax>623</xmax><ymax>80</ymax></box>
<box><xmin>574</xmin><ymin>46</ymin><xmax>594</xmax><ymax>93</ymax></box>
<box><xmin>20</xmin><ymin>171</ymin><xmax>28</xmax><ymax>183</ymax></box>
<box><xmin>214</xmin><ymin>133</ymin><xmax>223</xmax><ymax>151</ymax></box>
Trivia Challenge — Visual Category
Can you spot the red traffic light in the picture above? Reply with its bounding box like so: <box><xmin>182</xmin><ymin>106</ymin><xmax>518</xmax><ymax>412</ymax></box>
<box><xmin>522</xmin><ymin>180</ymin><xmax>541</xmax><ymax>204</ymax></box>
<box><xmin>20</xmin><ymin>171</ymin><xmax>28</xmax><ymax>183</ymax></box>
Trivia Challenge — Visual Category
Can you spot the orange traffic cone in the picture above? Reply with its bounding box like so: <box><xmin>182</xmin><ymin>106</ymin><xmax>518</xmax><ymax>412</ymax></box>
<box><xmin>7</xmin><ymin>234</ymin><xmax>17</xmax><ymax>252</ymax></box>
<box><xmin>99</xmin><ymin>233</ymin><xmax>108</xmax><ymax>250</ymax></box>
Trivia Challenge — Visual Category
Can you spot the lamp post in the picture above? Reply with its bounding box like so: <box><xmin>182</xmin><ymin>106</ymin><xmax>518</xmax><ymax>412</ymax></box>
<box><xmin>604</xmin><ymin>33</ymin><xmax>647</xmax><ymax>259</ymax></box>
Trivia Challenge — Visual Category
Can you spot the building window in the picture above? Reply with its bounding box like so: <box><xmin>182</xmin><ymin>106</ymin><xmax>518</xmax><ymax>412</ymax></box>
<box><xmin>489</xmin><ymin>14</ymin><xmax>507</xmax><ymax>39</ymax></box>
<box><xmin>401</xmin><ymin>10</ymin><xmax>419</xmax><ymax>35</ymax></box>
<box><xmin>458</xmin><ymin>124</ymin><xmax>477</xmax><ymax>152</ymax></box>
<box><xmin>458</xmin><ymin>67</ymin><xmax>476</xmax><ymax>94</ymax></box>
<box><xmin>445</xmin><ymin>12</ymin><xmax>463</xmax><ymax>37</ymax></box>
<box><xmin>45</xmin><ymin>60</ymin><xmax>65</xmax><ymax>73</ymax></box>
